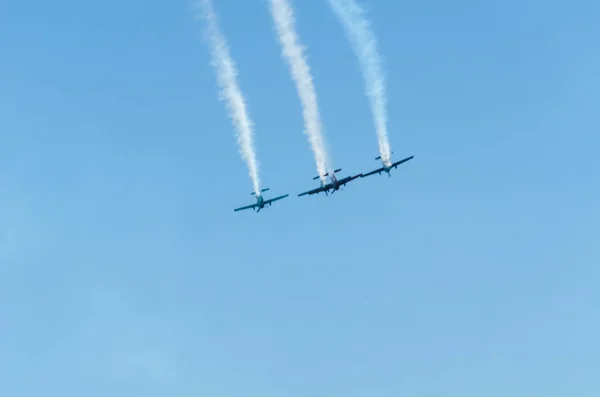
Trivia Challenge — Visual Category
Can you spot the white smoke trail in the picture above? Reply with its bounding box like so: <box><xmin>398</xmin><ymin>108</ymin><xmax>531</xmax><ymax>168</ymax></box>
<box><xmin>198</xmin><ymin>0</ymin><xmax>261</xmax><ymax>194</ymax></box>
<box><xmin>326</xmin><ymin>0</ymin><xmax>392</xmax><ymax>166</ymax></box>
<box><xmin>268</xmin><ymin>0</ymin><xmax>331</xmax><ymax>183</ymax></box>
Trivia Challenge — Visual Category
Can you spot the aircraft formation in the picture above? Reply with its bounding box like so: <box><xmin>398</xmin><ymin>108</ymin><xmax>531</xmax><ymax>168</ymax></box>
<box><xmin>200</xmin><ymin>0</ymin><xmax>413</xmax><ymax>213</ymax></box>
<box><xmin>234</xmin><ymin>154</ymin><xmax>414</xmax><ymax>213</ymax></box>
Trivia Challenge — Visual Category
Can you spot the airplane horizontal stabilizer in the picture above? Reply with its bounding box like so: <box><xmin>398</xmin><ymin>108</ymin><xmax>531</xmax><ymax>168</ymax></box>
<box><xmin>375</xmin><ymin>151</ymin><xmax>394</xmax><ymax>161</ymax></box>
<box><xmin>251</xmin><ymin>188</ymin><xmax>271</xmax><ymax>196</ymax></box>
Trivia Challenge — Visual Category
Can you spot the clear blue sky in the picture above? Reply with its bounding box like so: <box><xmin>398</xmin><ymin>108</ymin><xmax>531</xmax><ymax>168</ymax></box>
<box><xmin>1</xmin><ymin>0</ymin><xmax>599</xmax><ymax>395</ymax></box>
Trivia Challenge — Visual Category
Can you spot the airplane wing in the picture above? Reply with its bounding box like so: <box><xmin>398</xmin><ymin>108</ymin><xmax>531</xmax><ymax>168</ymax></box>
<box><xmin>298</xmin><ymin>185</ymin><xmax>329</xmax><ymax>197</ymax></box>
<box><xmin>233</xmin><ymin>203</ymin><xmax>258</xmax><ymax>212</ymax></box>
<box><xmin>361</xmin><ymin>167</ymin><xmax>386</xmax><ymax>178</ymax></box>
<box><xmin>263</xmin><ymin>194</ymin><xmax>289</xmax><ymax>205</ymax></box>
<box><xmin>391</xmin><ymin>155</ymin><xmax>414</xmax><ymax>169</ymax></box>
<box><xmin>337</xmin><ymin>174</ymin><xmax>362</xmax><ymax>186</ymax></box>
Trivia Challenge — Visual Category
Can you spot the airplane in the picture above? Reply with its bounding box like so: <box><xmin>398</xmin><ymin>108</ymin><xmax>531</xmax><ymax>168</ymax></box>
<box><xmin>233</xmin><ymin>188</ymin><xmax>289</xmax><ymax>213</ymax></box>
<box><xmin>361</xmin><ymin>153</ymin><xmax>414</xmax><ymax>178</ymax></box>
<box><xmin>298</xmin><ymin>169</ymin><xmax>362</xmax><ymax>197</ymax></box>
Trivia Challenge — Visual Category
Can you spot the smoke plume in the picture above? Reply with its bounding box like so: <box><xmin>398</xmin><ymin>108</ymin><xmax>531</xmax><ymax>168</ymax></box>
<box><xmin>268</xmin><ymin>0</ymin><xmax>331</xmax><ymax>182</ymax></box>
<box><xmin>199</xmin><ymin>0</ymin><xmax>261</xmax><ymax>194</ymax></box>
<box><xmin>326</xmin><ymin>0</ymin><xmax>392</xmax><ymax>166</ymax></box>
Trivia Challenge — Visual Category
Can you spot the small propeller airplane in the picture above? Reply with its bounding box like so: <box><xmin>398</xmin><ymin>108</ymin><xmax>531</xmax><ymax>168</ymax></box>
<box><xmin>361</xmin><ymin>153</ymin><xmax>414</xmax><ymax>178</ymax></box>
<box><xmin>298</xmin><ymin>169</ymin><xmax>362</xmax><ymax>197</ymax></box>
<box><xmin>233</xmin><ymin>188</ymin><xmax>289</xmax><ymax>213</ymax></box>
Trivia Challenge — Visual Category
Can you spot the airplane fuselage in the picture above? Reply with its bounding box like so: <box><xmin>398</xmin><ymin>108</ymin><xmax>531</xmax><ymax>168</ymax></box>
<box><xmin>254</xmin><ymin>194</ymin><xmax>268</xmax><ymax>211</ymax></box>
<box><xmin>379</xmin><ymin>162</ymin><xmax>394</xmax><ymax>176</ymax></box>
<box><xmin>322</xmin><ymin>174</ymin><xmax>341</xmax><ymax>193</ymax></box>
<box><xmin>330</xmin><ymin>174</ymin><xmax>340</xmax><ymax>190</ymax></box>
<box><xmin>253</xmin><ymin>193</ymin><xmax>276</xmax><ymax>211</ymax></box>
